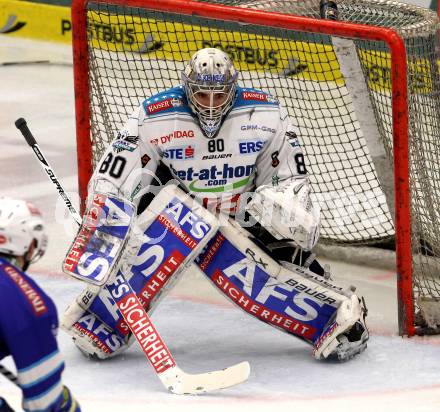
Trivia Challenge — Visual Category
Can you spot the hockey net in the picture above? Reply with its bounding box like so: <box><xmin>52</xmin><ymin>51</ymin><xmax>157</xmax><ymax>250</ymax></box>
<box><xmin>72</xmin><ymin>0</ymin><xmax>440</xmax><ymax>336</ymax></box>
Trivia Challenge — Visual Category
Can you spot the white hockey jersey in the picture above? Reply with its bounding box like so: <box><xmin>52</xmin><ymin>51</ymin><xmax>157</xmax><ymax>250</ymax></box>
<box><xmin>90</xmin><ymin>85</ymin><xmax>309</xmax><ymax>214</ymax></box>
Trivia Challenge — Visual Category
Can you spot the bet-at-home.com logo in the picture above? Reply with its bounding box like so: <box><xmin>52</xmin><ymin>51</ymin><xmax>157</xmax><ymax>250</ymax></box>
<box><xmin>170</xmin><ymin>163</ymin><xmax>255</xmax><ymax>193</ymax></box>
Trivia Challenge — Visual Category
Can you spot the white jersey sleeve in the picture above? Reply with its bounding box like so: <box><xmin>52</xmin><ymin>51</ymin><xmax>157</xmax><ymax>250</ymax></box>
<box><xmin>248</xmin><ymin>104</ymin><xmax>321</xmax><ymax>250</ymax></box>
<box><xmin>254</xmin><ymin>104</ymin><xmax>309</xmax><ymax>189</ymax></box>
<box><xmin>88</xmin><ymin>105</ymin><xmax>162</xmax><ymax>205</ymax></box>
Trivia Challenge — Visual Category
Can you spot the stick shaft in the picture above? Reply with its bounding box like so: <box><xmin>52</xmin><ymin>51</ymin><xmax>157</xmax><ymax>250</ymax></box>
<box><xmin>15</xmin><ymin>118</ymin><xmax>82</xmax><ymax>224</ymax></box>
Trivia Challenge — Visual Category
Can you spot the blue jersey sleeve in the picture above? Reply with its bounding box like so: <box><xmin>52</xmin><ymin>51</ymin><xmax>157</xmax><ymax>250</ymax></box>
<box><xmin>0</xmin><ymin>259</ymin><xmax>80</xmax><ymax>412</ymax></box>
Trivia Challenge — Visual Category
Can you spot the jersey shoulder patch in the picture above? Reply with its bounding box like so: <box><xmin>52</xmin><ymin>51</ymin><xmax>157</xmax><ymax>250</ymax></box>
<box><xmin>142</xmin><ymin>86</ymin><xmax>192</xmax><ymax>117</ymax></box>
<box><xmin>0</xmin><ymin>258</ymin><xmax>50</xmax><ymax>317</ymax></box>
<box><xmin>233</xmin><ymin>87</ymin><xmax>279</xmax><ymax>110</ymax></box>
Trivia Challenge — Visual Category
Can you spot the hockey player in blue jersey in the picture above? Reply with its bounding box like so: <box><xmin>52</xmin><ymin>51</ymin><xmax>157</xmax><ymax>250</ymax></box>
<box><xmin>0</xmin><ymin>198</ymin><xmax>80</xmax><ymax>412</ymax></box>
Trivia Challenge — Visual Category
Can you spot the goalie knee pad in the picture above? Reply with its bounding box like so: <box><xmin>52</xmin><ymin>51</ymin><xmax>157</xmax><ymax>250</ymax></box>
<box><xmin>244</xmin><ymin>226</ymin><xmax>327</xmax><ymax>277</ymax></box>
<box><xmin>267</xmin><ymin>241</ymin><xmax>327</xmax><ymax>277</ymax></box>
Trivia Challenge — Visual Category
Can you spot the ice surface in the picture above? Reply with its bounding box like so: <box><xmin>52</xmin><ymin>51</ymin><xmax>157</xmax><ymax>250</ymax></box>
<box><xmin>0</xmin><ymin>36</ymin><xmax>439</xmax><ymax>412</ymax></box>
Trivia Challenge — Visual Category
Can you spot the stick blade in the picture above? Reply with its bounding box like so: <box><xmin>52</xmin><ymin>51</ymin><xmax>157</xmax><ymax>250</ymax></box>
<box><xmin>159</xmin><ymin>362</ymin><xmax>250</xmax><ymax>395</ymax></box>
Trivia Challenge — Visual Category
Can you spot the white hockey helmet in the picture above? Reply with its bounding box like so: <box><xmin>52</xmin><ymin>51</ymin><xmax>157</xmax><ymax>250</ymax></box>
<box><xmin>182</xmin><ymin>48</ymin><xmax>238</xmax><ymax>137</ymax></box>
<box><xmin>0</xmin><ymin>197</ymin><xmax>47</xmax><ymax>267</ymax></box>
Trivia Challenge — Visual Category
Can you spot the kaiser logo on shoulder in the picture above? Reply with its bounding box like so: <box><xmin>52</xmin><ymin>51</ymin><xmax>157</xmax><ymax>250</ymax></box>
<box><xmin>63</xmin><ymin>194</ymin><xmax>135</xmax><ymax>285</ymax></box>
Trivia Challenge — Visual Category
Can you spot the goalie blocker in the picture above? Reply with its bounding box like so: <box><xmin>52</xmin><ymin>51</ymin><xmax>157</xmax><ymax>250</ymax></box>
<box><xmin>62</xmin><ymin>185</ymin><xmax>368</xmax><ymax>361</ymax></box>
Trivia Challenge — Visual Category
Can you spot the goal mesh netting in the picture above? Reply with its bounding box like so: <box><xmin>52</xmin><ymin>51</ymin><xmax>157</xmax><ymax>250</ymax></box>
<box><xmin>76</xmin><ymin>0</ymin><xmax>440</xmax><ymax>334</ymax></box>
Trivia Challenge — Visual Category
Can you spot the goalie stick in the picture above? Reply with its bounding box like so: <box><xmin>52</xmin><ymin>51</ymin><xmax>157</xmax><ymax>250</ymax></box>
<box><xmin>15</xmin><ymin>118</ymin><xmax>82</xmax><ymax>224</ymax></box>
<box><xmin>15</xmin><ymin>118</ymin><xmax>250</xmax><ymax>395</ymax></box>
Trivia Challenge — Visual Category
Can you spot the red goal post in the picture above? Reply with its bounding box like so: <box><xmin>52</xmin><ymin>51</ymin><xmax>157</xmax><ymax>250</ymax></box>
<box><xmin>72</xmin><ymin>0</ymin><xmax>414</xmax><ymax>334</ymax></box>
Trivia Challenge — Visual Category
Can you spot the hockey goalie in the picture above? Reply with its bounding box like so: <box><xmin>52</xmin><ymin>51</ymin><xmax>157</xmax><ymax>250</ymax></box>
<box><xmin>62</xmin><ymin>47</ymin><xmax>368</xmax><ymax>364</ymax></box>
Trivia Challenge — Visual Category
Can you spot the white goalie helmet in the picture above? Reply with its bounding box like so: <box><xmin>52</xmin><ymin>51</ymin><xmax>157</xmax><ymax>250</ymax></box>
<box><xmin>182</xmin><ymin>47</ymin><xmax>238</xmax><ymax>137</ymax></box>
<box><xmin>0</xmin><ymin>197</ymin><xmax>47</xmax><ymax>266</ymax></box>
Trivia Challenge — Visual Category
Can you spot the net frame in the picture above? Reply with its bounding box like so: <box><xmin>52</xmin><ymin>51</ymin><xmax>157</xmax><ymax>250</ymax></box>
<box><xmin>71</xmin><ymin>0</ymin><xmax>413</xmax><ymax>335</ymax></box>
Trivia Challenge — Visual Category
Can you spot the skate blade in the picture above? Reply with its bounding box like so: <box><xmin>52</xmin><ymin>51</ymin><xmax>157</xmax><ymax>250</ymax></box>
<box><xmin>331</xmin><ymin>339</ymin><xmax>368</xmax><ymax>362</ymax></box>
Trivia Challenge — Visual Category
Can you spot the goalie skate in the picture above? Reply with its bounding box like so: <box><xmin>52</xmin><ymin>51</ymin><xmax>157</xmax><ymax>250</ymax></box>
<box><xmin>313</xmin><ymin>296</ymin><xmax>369</xmax><ymax>361</ymax></box>
<box><xmin>327</xmin><ymin>319</ymin><xmax>369</xmax><ymax>361</ymax></box>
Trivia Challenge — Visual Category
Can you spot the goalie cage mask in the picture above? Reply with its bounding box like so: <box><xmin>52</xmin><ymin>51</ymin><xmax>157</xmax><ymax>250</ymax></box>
<box><xmin>182</xmin><ymin>47</ymin><xmax>238</xmax><ymax>138</ymax></box>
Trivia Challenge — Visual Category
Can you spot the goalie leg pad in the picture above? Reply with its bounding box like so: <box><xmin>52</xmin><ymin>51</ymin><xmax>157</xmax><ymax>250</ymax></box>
<box><xmin>195</xmin><ymin>219</ymin><xmax>361</xmax><ymax>346</ymax></box>
<box><xmin>87</xmin><ymin>184</ymin><xmax>220</xmax><ymax>338</ymax></box>
<box><xmin>62</xmin><ymin>185</ymin><xmax>220</xmax><ymax>358</ymax></box>
<box><xmin>61</xmin><ymin>247</ymin><xmax>182</xmax><ymax>360</ymax></box>
<box><xmin>61</xmin><ymin>286</ymin><xmax>132</xmax><ymax>359</ymax></box>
